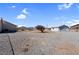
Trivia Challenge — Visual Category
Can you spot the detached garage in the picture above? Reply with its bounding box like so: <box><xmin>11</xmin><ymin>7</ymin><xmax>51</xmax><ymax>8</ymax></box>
<box><xmin>0</xmin><ymin>18</ymin><xmax>17</xmax><ymax>33</ymax></box>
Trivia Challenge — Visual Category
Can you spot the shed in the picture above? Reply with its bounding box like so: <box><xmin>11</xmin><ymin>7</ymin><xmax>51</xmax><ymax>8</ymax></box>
<box><xmin>0</xmin><ymin>18</ymin><xmax>17</xmax><ymax>33</ymax></box>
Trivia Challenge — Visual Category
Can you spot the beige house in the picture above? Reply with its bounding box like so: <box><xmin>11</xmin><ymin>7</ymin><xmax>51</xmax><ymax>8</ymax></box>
<box><xmin>70</xmin><ymin>24</ymin><xmax>79</xmax><ymax>32</ymax></box>
<box><xmin>0</xmin><ymin>18</ymin><xmax>17</xmax><ymax>33</ymax></box>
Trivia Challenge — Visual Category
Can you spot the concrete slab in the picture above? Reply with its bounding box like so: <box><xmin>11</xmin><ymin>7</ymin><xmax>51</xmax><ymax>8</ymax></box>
<box><xmin>0</xmin><ymin>34</ymin><xmax>13</xmax><ymax>55</ymax></box>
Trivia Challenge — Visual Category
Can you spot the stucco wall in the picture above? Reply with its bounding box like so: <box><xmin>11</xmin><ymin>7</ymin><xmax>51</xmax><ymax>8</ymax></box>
<box><xmin>70</xmin><ymin>29</ymin><xmax>79</xmax><ymax>32</ymax></box>
<box><xmin>51</xmin><ymin>28</ymin><xmax>59</xmax><ymax>32</ymax></box>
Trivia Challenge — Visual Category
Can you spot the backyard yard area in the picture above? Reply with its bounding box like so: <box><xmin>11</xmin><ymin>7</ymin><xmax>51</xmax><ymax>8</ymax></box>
<box><xmin>0</xmin><ymin>31</ymin><xmax>79</xmax><ymax>55</ymax></box>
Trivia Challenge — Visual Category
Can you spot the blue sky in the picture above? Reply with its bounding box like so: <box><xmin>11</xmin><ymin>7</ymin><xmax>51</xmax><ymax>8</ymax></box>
<box><xmin>0</xmin><ymin>3</ymin><xmax>79</xmax><ymax>27</ymax></box>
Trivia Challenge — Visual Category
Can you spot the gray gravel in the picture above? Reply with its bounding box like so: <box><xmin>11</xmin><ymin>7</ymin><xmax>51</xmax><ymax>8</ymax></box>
<box><xmin>1</xmin><ymin>32</ymin><xmax>79</xmax><ymax>55</ymax></box>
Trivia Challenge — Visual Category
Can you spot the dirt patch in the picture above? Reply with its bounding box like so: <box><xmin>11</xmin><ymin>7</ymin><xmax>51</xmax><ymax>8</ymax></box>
<box><xmin>55</xmin><ymin>42</ymin><xmax>79</xmax><ymax>54</ymax></box>
<box><xmin>22</xmin><ymin>43</ymin><xmax>32</xmax><ymax>52</ymax></box>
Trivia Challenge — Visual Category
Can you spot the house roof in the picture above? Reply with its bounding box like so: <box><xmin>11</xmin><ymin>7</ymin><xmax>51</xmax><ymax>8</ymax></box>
<box><xmin>70</xmin><ymin>24</ymin><xmax>79</xmax><ymax>29</ymax></box>
<box><xmin>0</xmin><ymin>18</ymin><xmax>17</xmax><ymax>27</ymax></box>
<box><xmin>59</xmin><ymin>25</ymin><xmax>69</xmax><ymax>30</ymax></box>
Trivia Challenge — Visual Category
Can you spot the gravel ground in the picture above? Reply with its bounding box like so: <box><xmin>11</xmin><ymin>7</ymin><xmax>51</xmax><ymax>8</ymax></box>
<box><xmin>8</xmin><ymin>32</ymin><xmax>79</xmax><ymax>55</ymax></box>
<box><xmin>1</xmin><ymin>32</ymin><xmax>79</xmax><ymax>55</ymax></box>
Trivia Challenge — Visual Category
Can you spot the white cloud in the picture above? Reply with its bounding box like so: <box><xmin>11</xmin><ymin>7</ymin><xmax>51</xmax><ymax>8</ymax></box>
<box><xmin>16</xmin><ymin>14</ymin><xmax>26</xmax><ymax>19</ymax></box>
<box><xmin>71</xmin><ymin>20</ymin><xmax>79</xmax><ymax>26</ymax></box>
<box><xmin>16</xmin><ymin>8</ymin><xmax>29</xmax><ymax>20</ymax></box>
<box><xmin>12</xmin><ymin>5</ymin><xmax>16</xmax><ymax>8</ymax></box>
<box><xmin>66</xmin><ymin>19</ymin><xmax>79</xmax><ymax>26</ymax></box>
<box><xmin>22</xmin><ymin>8</ymin><xmax>28</xmax><ymax>15</ymax></box>
<box><xmin>18</xmin><ymin>25</ymin><xmax>26</xmax><ymax>27</ymax></box>
<box><xmin>58</xmin><ymin>3</ymin><xmax>73</xmax><ymax>10</ymax></box>
<box><xmin>66</xmin><ymin>21</ymin><xmax>72</xmax><ymax>24</ymax></box>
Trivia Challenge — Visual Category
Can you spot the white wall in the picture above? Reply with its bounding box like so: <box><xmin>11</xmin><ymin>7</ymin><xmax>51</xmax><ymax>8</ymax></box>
<box><xmin>3</xmin><ymin>21</ymin><xmax>17</xmax><ymax>31</ymax></box>
<box><xmin>51</xmin><ymin>28</ymin><xmax>59</xmax><ymax>32</ymax></box>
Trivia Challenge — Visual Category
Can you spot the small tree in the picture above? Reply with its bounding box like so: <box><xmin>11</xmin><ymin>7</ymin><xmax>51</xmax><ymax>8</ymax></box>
<box><xmin>35</xmin><ymin>25</ymin><xmax>45</xmax><ymax>33</ymax></box>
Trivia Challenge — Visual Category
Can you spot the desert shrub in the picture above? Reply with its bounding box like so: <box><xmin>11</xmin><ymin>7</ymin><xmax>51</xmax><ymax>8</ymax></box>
<box><xmin>35</xmin><ymin>25</ymin><xmax>45</xmax><ymax>33</ymax></box>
